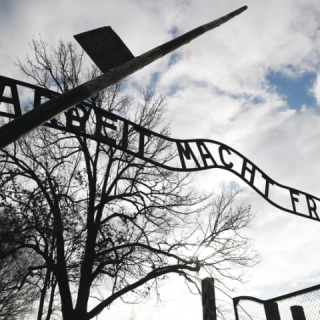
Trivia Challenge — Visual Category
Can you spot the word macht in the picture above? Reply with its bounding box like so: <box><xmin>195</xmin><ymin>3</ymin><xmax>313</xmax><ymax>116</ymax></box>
<box><xmin>0</xmin><ymin>75</ymin><xmax>319</xmax><ymax>223</ymax></box>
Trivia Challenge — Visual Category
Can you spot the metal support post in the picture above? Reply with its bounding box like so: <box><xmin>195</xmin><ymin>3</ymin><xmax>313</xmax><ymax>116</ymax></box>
<box><xmin>264</xmin><ymin>302</ymin><xmax>281</xmax><ymax>320</ymax></box>
<box><xmin>290</xmin><ymin>305</ymin><xmax>307</xmax><ymax>320</ymax></box>
<box><xmin>202</xmin><ymin>278</ymin><xmax>217</xmax><ymax>320</ymax></box>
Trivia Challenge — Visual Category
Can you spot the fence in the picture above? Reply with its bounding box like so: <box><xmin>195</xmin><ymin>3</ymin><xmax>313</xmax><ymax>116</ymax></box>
<box><xmin>233</xmin><ymin>283</ymin><xmax>320</xmax><ymax>320</ymax></box>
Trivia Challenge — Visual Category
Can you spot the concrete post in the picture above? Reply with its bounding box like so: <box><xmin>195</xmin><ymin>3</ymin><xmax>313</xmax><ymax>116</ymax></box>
<box><xmin>202</xmin><ymin>278</ymin><xmax>217</xmax><ymax>320</ymax></box>
<box><xmin>264</xmin><ymin>302</ymin><xmax>281</xmax><ymax>320</ymax></box>
<box><xmin>290</xmin><ymin>306</ymin><xmax>307</xmax><ymax>320</ymax></box>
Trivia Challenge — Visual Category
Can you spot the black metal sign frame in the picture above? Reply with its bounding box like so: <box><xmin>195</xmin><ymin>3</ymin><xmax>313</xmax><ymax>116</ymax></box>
<box><xmin>74</xmin><ymin>26</ymin><xmax>135</xmax><ymax>73</ymax></box>
<box><xmin>1</xmin><ymin>75</ymin><xmax>319</xmax><ymax>223</ymax></box>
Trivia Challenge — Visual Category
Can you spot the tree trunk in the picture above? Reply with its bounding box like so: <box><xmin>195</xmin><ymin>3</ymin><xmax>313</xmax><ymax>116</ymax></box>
<box><xmin>45</xmin><ymin>278</ymin><xmax>57</xmax><ymax>320</ymax></box>
<box><xmin>37</xmin><ymin>268</ymin><xmax>51</xmax><ymax>320</ymax></box>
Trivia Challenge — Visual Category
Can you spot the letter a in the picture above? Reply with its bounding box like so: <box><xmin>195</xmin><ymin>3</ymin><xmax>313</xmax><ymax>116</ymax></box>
<box><xmin>196</xmin><ymin>141</ymin><xmax>217</xmax><ymax>167</ymax></box>
<box><xmin>0</xmin><ymin>79</ymin><xmax>21</xmax><ymax>117</ymax></box>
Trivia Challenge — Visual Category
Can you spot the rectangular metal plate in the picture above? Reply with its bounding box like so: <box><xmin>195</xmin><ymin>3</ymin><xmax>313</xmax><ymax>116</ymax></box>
<box><xmin>74</xmin><ymin>26</ymin><xmax>134</xmax><ymax>73</ymax></box>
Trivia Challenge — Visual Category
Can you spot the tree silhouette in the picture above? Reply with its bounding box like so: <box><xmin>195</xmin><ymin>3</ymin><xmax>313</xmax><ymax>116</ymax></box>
<box><xmin>0</xmin><ymin>38</ymin><xmax>259</xmax><ymax>320</ymax></box>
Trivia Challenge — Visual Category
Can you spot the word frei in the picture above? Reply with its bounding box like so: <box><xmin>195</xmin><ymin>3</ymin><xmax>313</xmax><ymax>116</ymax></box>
<box><xmin>0</xmin><ymin>75</ymin><xmax>319</xmax><ymax>222</ymax></box>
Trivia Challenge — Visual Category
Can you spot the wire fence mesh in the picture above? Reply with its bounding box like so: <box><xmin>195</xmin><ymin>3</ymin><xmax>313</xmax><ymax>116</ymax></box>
<box><xmin>233</xmin><ymin>283</ymin><xmax>320</xmax><ymax>320</ymax></box>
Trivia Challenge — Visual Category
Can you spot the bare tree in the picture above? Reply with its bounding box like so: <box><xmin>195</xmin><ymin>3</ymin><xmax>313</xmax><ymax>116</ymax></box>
<box><xmin>0</xmin><ymin>38</ymin><xmax>259</xmax><ymax>320</ymax></box>
<box><xmin>0</xmin><ymin>242</ymin><xmax>39</xmax><ymax>320</ymax></box>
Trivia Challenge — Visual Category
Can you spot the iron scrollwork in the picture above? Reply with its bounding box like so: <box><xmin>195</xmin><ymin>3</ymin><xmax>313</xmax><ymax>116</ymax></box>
<box><xmin>1</xmin><ymin>75</ymin><xmax>319</xmax><ymax>222</ymax></box>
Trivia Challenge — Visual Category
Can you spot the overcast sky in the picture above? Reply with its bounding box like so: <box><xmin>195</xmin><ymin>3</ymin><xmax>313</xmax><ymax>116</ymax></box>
<box><xmin>1</xmin><ymin>0</ymin><xmax>320</xmax><ymax>319</ymax></box>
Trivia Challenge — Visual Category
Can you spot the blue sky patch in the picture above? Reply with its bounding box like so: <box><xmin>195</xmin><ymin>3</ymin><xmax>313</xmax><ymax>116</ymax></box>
<box><xmin>266</xmin><ymin>71</ymin><xmax>317</xmax><ymax>111</ymax></box>
<box><xmin>168</xmin><ymin>53</ymin><xmax>179</xmax><ymax>67</ymax></box>
<box><xmin>229</xmin><ymin>181</ymin><xmax>240</xmax><ymax>191</ymax></box>
<box><xmin>252</xmin><ymin>97</ymin><xmax>263</xmax><ymax>105</ymax></box>
<box><xmin>0</xmin><ymin>2</ymin><xmax>11</xmax><ymax>16</ymax></box>
<box><xmin>149</xmin><ymin>72</ymin><xmax>160</xmax><ymax>89</ymax></box>
<box><xmin>169</xmin><ymin>26</ymin><xmax>179</xmax><ymax>38</ymax></box>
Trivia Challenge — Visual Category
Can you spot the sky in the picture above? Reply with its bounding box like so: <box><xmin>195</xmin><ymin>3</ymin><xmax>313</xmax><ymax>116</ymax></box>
<box><xmin>1</xmin><ymin>0</ymin><xmax>320</xmax><ymax>319</ymax></box>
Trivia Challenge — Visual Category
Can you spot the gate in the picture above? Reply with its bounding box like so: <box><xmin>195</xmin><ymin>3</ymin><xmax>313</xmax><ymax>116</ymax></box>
<box><xmin>233</xmin><ymin>283</ymin><xmax>320</xmax><ymax>320</ymax></box>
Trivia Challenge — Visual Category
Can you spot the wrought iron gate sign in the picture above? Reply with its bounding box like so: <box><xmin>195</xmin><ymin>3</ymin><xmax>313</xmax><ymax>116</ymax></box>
<box><xmin>1</xmin><ymin>74</ymin><xmax>319</xmax><ymax>223</ymax></box>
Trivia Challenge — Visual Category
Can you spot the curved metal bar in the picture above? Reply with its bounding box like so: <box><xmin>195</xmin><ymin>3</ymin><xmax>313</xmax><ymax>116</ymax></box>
<box><xmin>1</xmin><ymin>72</ymin><xmax>319</xmax><ymax>223</ymax></box>
<box><xmin>234</xmin><ymin>283</ymin><xmax>320</xmax><ymax>304</ymax></box>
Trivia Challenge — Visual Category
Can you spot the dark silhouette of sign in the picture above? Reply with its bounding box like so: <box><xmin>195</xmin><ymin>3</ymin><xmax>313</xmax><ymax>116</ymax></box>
<box><xmin>74</xmin><ymin>26</ymin><xmax>135</xmax><ymax>73</ymax></box>
<box><xmin>1</xmin><ymin>75</ymin><xmax>319</xmax><ymax>223</ymax></box>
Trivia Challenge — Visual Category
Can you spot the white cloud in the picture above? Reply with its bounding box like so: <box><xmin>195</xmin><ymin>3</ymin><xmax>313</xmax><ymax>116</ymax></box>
<box><xmin>310</xmin><ymin>74</ymin><xmax>320</xmax><ymax>106</ymax></box>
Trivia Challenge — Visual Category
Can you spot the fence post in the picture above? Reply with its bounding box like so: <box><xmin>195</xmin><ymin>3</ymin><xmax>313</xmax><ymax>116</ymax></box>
<box><xmin>201</xmin><ymin>278</ymin><xmax>217</xmax><ymax>320</ymax></box>
<box><xmin>264</xmin><ymin>302</ymin><xmax>281</xmax><ymax>320</ymax></box>
<box><xmin>290</xmin><ymin>306</ymin><xmax>307</xmax><ymax>320</ymax></box>
<box><xmin>233</xmin><ymin>298</ymin><xmax>240</xmax><ymax>320</ymax></box>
